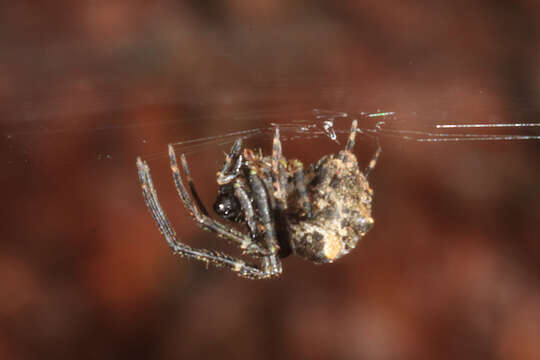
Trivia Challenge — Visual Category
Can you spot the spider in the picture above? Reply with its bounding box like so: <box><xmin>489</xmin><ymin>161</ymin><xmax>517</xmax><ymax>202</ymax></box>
<box><xmin>136</xmin><ymin>120</ymin><xmax>380</xmax><ymax>279</ymax></box>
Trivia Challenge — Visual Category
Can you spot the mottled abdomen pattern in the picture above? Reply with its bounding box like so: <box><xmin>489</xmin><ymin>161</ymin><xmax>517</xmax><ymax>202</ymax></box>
<box><xmin>288</xmin><ymin>151</ymin><xmax>374</xmax><ymax>263</ymax></box>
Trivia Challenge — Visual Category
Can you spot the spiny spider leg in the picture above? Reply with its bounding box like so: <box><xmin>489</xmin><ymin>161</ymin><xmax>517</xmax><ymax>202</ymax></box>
<box><xmin>167</xmin><ymin>145</ymin><xmax>262</xmax><ymax>253</ymax></box>
<box><xmin>136</xmin><ymin>158</ymin><xmax>279</xmax><ymax>279</ymax></box>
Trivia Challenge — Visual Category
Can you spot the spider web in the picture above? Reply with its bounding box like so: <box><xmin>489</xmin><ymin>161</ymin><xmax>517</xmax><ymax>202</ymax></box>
<box><xmin>144</xmin><ymin>108</ymin><xmax>540</xmax><ymax>161</ymax></box>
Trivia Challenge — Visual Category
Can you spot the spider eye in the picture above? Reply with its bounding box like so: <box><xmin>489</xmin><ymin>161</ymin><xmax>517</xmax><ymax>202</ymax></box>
<box><xmin>213</xmin><ymin>194</ymin><xmax>241</xmax><ymax>221</ymax></box>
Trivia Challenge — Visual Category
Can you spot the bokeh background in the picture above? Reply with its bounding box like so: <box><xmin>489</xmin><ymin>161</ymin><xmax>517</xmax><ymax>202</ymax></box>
<box><xmin>2</xmin><ymin>1</ymin><xmax>540</xmax><ymax>359</ymax></box>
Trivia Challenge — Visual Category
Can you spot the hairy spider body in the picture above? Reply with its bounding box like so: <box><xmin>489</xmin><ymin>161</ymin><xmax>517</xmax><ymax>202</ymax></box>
<box><xmin>136</xmin><ymin>120</ymin><xmax>380</xmax><ymax>279</ymax></box>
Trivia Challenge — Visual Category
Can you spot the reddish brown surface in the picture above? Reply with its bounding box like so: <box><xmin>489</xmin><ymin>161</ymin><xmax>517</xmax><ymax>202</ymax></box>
<box><xmin>2</xmin><ymin>2</ymin><xmax>540</xmax><ymax>359</ymax></box>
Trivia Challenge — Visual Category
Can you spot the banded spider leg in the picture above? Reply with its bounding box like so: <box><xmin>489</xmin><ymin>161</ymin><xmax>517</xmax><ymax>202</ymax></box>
<box><xmin>136</xmin><ymin>149</ymin><xmax>280</xmax><ymax>279</ymax></box>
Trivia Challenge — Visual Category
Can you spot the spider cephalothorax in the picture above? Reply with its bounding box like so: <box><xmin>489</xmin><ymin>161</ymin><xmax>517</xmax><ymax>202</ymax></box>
<box><xmin>136</xmin><ymin>120</ymin><xmax>380</xmax><ymax>279</ymax></box>
<box><xmin>213</xmin><ymin>184</ymin><xmax>243</xmax><ymax>222</ymax></box>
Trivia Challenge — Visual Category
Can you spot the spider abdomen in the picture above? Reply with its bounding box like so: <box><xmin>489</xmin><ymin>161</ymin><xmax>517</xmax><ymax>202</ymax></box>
<box><xmin>288</xmin><ymin>151</ymin><xmax>374</xmax><ymax>264</ymax></box>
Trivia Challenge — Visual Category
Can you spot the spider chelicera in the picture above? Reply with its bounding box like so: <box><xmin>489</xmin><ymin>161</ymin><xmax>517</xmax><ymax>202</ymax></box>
<box><xmin>136</xmin><ymin>120</ymin><xmax>380</xmax><ymax>279</ymax></box>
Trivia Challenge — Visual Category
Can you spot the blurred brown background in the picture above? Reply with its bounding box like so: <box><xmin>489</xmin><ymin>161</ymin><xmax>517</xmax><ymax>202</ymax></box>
<box><xmin>1</xmin><ymin>1</ymin><xmax>540</xmax><ymax>359</ymax></box>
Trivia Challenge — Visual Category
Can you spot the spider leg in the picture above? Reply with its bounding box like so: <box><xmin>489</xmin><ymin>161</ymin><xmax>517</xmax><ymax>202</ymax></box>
<box><xmin>268</xmin><ymin>126</ymin><xmax>295</xmax><ymax>257</ymax></box>
<box><xmin>340</xmin><ymin>119</ymin><xmax>381</xmax><ymax>177</ymax></box>
<box><xmin>217</xmin><ymin>138</ymin><xmax>243</xmax><ymax>185</ymax></box>
<box><xmin>137</xmin><ymin>157</ymin><xmax>281</xmax><ymax>279</ymax></box>
<box><xmin>179</xmin><ymin>151</ymin><xmax>208</xmax><ymax>216</ymax></box>
<box><xmin>290</xmin><ymin>159</ymin><xmax>312</xmax><ymax>219</ymax></box>
<box><xmin>248</xmin><ymin>166</ymin><xmax>280</xmax><ymax>258</ymax></box>
<box><xmin>259</xmin><ymin>165</ymin><xmax>293</xmax><ymax>258</ymax></box>
<box><xmin>364</xmin><ymin>137</ymin><xmax>381</xmax><ymax>178</ymax></box>
<box><xmin>339</xmin><ymin>119</ymin><xmax>358</xmax><ymax>160</ymax></box>
<box><xmin>247</xmin><ymin>126</ymin><xmax>290</xmax><ymax>264</ymax></box>
<box><xmin>232</xmin><ymin>178</ymin><xmax>257</xmax><ymax>235</ymax></box>
<box><xmin>271</xmin><ymin>126</ymin><xmax>288</xmax><ymax>211</ymax></box>
<box><xmin>261</xmin><ymin>167</ymin><xmax>276</xmax><ymax>210</ymax></box>
<box><xmin>232</xmin><ymin>177</ymin><xmax>266</xmax><ymax>255</ymax></box>
<box><xmin>167</xmin><ymin>145</ymin><xmax>264</xmax><ymax>254</ymax></box>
